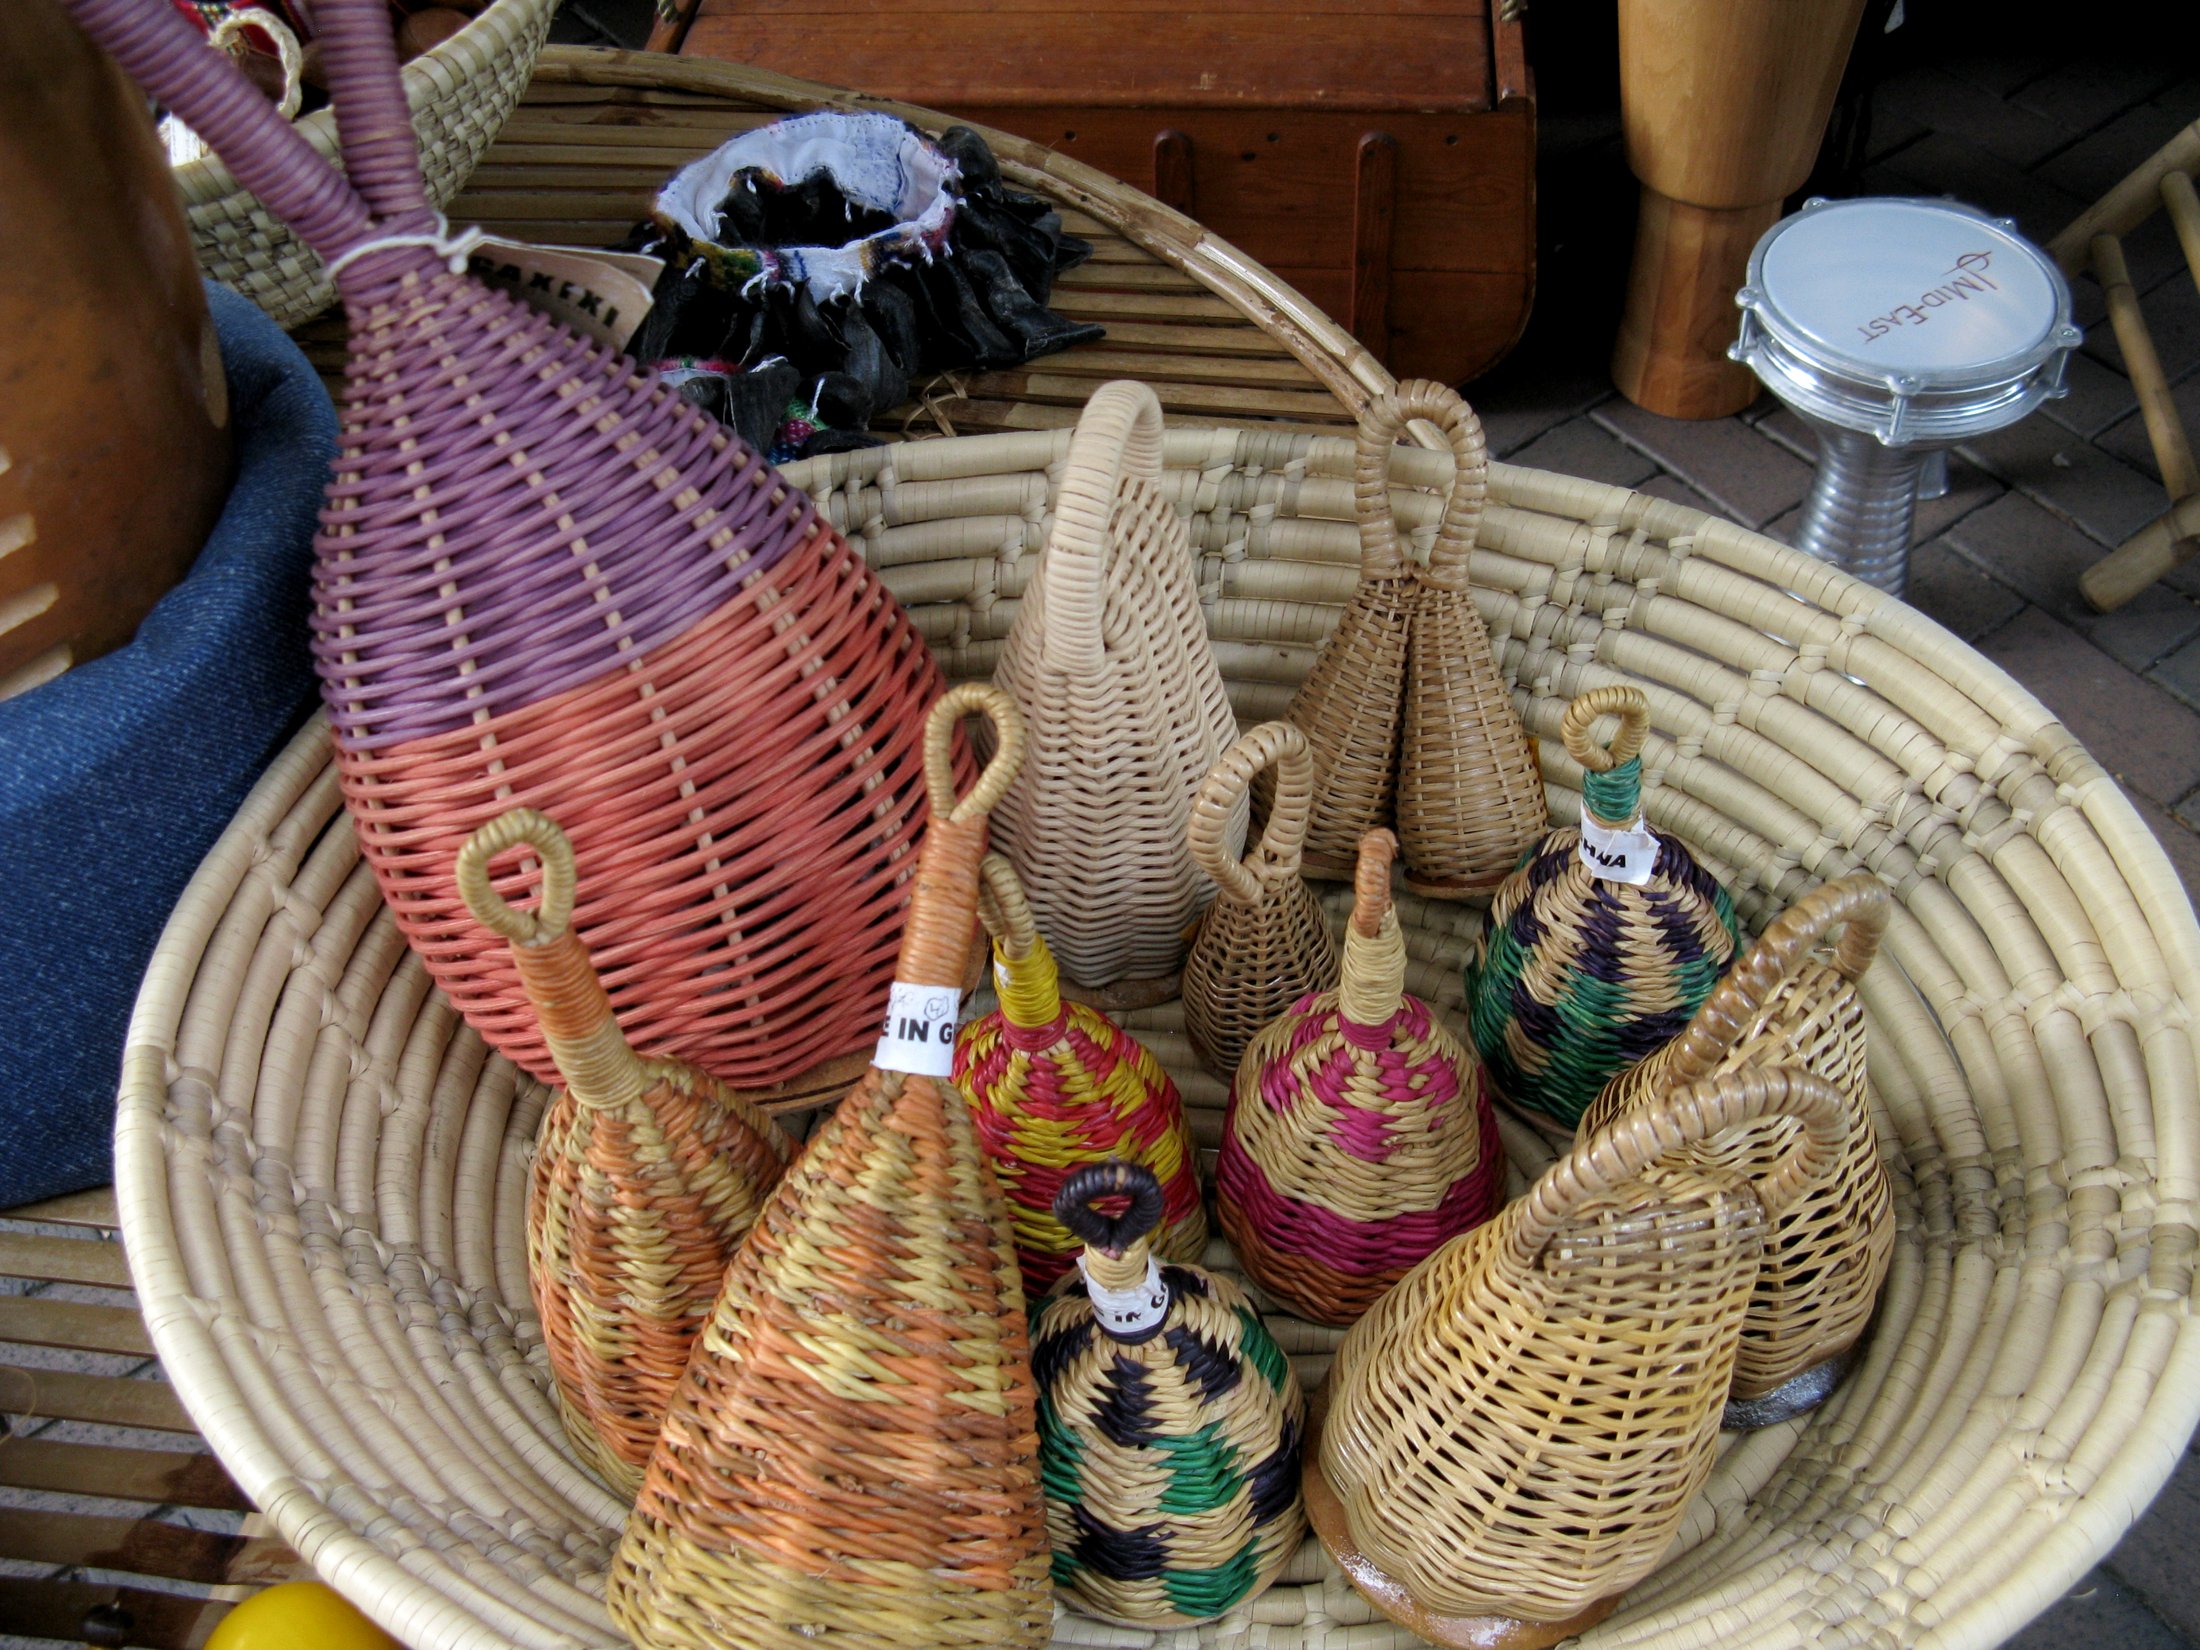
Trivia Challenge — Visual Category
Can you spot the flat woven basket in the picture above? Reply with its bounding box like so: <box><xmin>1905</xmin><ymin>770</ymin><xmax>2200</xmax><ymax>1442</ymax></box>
<box><xmin>113</xmin><ymin>65</ymin><xmax>2200</xmax><ymax>1642</ymax></box>
<box><xmin>172</xmin><ymin>0</ymin><xmax>556</xmax><ymax>327</ymax></box>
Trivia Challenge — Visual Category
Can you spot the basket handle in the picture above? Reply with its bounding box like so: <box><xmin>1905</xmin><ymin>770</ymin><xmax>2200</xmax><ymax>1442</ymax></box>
<box><xmin>455</xmin><ymin>809</ymin><xmax>648</xmax><ymax>1112</ymax></box>
<box><xmin>1040</xmin><ymin>381</ymin><xmax>1168</xmax><ymax>679</ymax></box>
<box><xmin>1338</xmin><ymin>829</ymin><xmax>1406</xmax><ymax>1028</ymax></box>
<box><xmin>310</xmin><ymin>0</ymin><xmax>432</xmax><ymax>221</ymax></box>
<box><xmin>1354</xmin><ymin>379</ymin><xmax>1489</xmax><ymax>586</ymax></box>
<box><xmin>1561</xmin><ymin>683</ymin><xmax>1651</xmax><ymax>828</ymax></box>
<box><xmin>1505</xmin><ymin>1066</ymin><xmax>1846</xmax><ymax>1270</ymax></box>
<box><xmin>1189</xmin><ymin>721</ymin><xmax>1313</xmax><ymax>906</ymax></box>
<box><xmin>64</xmin><ymin>0</ymin><xmax>376</xmax><ymax>260</ymax></box>
<box><xmin>977</xmin><ymin>852</ymin><xmax>1064</xmax><ymax>1031</ymax></box>
<box><xmin>1056</xmin><ymin>1160</ymin><xmax>1171</xmax><ymax>1341</ymax></box>
<box><xmin>1656</xmin><ymin>875</ymin><xmax>1889</xmax><ymax>1086</ymax></box>
<box><xmin>905</xmin><ymin>684</ymin><xmax>1026</xmax><ymax>990</ymax></box>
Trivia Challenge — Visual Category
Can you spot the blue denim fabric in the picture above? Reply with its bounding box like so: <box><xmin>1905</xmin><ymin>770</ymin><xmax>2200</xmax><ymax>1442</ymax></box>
<box><xmin>0</xmin><ymin>282</ymin><xmax>333</xmax><ymax>1209</ymax></box>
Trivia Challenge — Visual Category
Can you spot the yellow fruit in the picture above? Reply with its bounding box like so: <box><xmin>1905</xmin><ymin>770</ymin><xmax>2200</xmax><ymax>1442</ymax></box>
<box><xmin>207</xmin><ymin>1582</ymin><xmax>400</xmax><ymax>1650</ymax></box>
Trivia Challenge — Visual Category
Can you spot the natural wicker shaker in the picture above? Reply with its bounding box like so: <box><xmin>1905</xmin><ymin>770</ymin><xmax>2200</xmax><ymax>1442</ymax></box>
<box><xmin>1216</xmin><ymin>830</ymin><xmax>1504</xmax><ymax>1327</ymax></box>
<box><xmin>991</xmin><ymin>380</ymin><xmax>1239</xmax><ymax>1004</ymax></box>
<box><xmin>1308</xmin><ymin>1066</ymin><xmax>1847</xmax><ymax>1650</ymax></box>
<box><xmin>63</xmin><ymin>0</ymin><xmax>961</xmax><ymax>1112</ymax></box>
<box><xmin>1465</xmin><ymin>684</ymin><xmax>1741</xmax><ymax>1128</ymax></box>
<box><xmin>1384</xmin><ymin>383</ymin><xmax>1546</xmax><ymax>899</ymax></box>
<box><xmin>608</xmin><ymin>684</ymin><xmax>1050</xmax><ymax>1650</ymax></box>
<box><xmin>455</xmin><ymin>810</ymin><xmax>796</xmax><ymax>1498</ymax></box>
<box><xmin>1281</xmin><ymin>397</ymin><xmax>1417</xmax><ymax>880</ymax></box>
<box><xmin>956</xmin><ymin>852</ymin><xmax>1207</xmax><ymax>1294</ymax></box>
<box><xmin>1583</xmin><ymin>874</ymin><xmax>1895</xmax><ymax>1425</ymax></box>
<box><xmin>1033</xmin><ymin>1160</ymin><xmax>1307</xmax><ymax>1628</ymax></box>
<box><xmin>1181</xmin><ymin>722</ymin><xmax>1341</xmax><ymax>1082</ymax></box>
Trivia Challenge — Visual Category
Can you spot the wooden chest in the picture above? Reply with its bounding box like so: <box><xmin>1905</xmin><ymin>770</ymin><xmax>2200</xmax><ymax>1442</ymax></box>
<box><xmin>671</xmin><ymin>1</ymin><xmax>1536</xmax><ymax>385</ymax></box>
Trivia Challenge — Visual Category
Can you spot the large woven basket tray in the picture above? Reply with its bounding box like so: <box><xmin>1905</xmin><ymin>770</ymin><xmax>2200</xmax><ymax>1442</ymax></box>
<box><xmin>121</xmin><ymin>45</ymin><xmax>2200</xmax><ymax>1650</ymax></box>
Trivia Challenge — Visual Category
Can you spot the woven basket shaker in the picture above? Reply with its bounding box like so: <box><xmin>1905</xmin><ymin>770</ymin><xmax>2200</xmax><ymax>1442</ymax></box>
<box><xmin>1309</xmin><ymin>1066</ymin><xmax>1849</xmax><ymax>1648</ymax></box>
<box><xmin>991</xmin><ymin>380</ymin><xmax>1240</xmax><ymax>998</ymax></box>
<box><xmin>454</xmin><ymin>809</ymin><xmax>796</xmax><ymax>1498</ymax></box>
<box><xmin>1216</xmin><ymin>829</ymin><xmax>1504</xmax><ymax>1328</ymax></box>
<box><xmin>67</xmin><ymin>0</ymin><xmax>961</xmax><ymax>1106</ymax></box>
<box><xmin>1582</xmin><ymin>874</ymin><xmax>1896</xmax><ymax>1421</ymax></box>
<box><xmin>1385</xmin><ymin>382</ymin><xmax>1546</xmax><ymax>900</ymax></box>
<box><xmin>956</xmin><ymin>853</ymin><xmax>1207</xmax><ymax>1294</ymax></box>
<box><xmin>608</xmin><ymin>682</ymin><xmax>1052</xmax><ymax>1650</ymax></box>
<box><xmin>1032</xmin><ymin>1160</ymin><xmax>1307</xmax><ymax>1628</ymax></box>
<box><xmin>1180</xmin><ymin>721</ymin><xmax>1341</xmax><ymax>1082</ymax></box>
<box><xmin>171</xmin><ymin>0</ymin><xmax>555</xmax><ymax>327</ymax></box>
<box><xmin>1465</xmin><ymin>684</ymin><xmax>1741</xmax><ymax>1128</ymax></box>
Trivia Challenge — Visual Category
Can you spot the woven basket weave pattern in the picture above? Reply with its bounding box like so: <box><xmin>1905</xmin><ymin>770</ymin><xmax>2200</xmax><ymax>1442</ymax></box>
<box><xmin>109</xmin><ymin>402</ymin><xmax>2200</xmax><ymax>1650</ymax></box>
<box><xmin>175</xmin><ymin>0</ymin><xmax>556</xmax><ymax>326</ymax></box>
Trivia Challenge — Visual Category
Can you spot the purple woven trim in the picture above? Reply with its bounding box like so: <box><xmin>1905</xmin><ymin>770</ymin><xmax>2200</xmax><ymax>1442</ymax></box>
<box><xmin>310</xmin><ymin>266</ymin><xmax>819</xmax><ymax>750</ymax></box>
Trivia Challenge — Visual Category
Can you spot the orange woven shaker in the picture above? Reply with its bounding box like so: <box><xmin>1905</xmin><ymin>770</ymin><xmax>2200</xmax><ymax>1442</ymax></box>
<box><xmin>454</xmin><ymin>810</ymin><xmax>796</xmax><ymax>1498</ymax></box>
<box><xmin>955</xmin><ymin>853</ymin><xmax>1207</xmax><ymax>1295</ymax></box>
<box><xmin>1180</xmin><ymin>721</ymin><xmax>1340</xmax><ymax>1082</ymax></box>
<box><xmin>1281</xmin><ymin>393</ymin><xmax>1416</xmax><ymax>880</ymax></box>
<box><xmin>1386</xmin><ymin>381</ymin><xmax>1546</xmax><ymax>899</ymax></box>
<box><xmin>1307</xmin><ymin>1067</ymin><xmax>1848</xmax><ymax>1650</ymax></box>
<box><xmin>608</xmin><ymin>682</ymin><xmax>1052</xmax><ymax>1650</ymax></box>
<box><xmin>992</xmin><ymin>379</ymin><xmax>1240</xmax><ymax>1003</ymax></box>
<box><xmin>1215</xmin><ymin>830</ymin><xmax>1502</xmax><ymax>1328</ymax></box>
<box><xmin>1582</xmin><ymin>874</ymin><xmax>1895</xmax><ymax>1425</ymax></box>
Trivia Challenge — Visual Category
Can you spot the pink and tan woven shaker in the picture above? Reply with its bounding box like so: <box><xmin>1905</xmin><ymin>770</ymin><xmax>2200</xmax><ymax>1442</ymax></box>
<box><xmin>990</xmin><ymin>379</ymin><xmax>1239</xmax><ymax>1006</ymax></box>
<box><xmin>1179</xmin><ymin>721</ymin><xmax>1339</xmax><ymax>1082</ymax></box>
<box><xmin>954</xmin><ymin>852</ymin><xmax>1207</xmax><ymax>1295</ymax></box>
<box><xmin>64</xmin><ymin>0</ymin><xmax>961</xmax><ymax>1113</ymax></box>
<box><xmin>455</xmin><ymin>808</ymin><xmax>796</xmax><ymax>1498</ymax></box>
<box><xmin>1384</xmin><ymin>381</ymin><xmax>1546</xmax><ymax>900</ymax></box>
<box><xmin>1215</xmin><ymin>830</ymin><xmax>1504</xmax><ymax>1327</ymax></box>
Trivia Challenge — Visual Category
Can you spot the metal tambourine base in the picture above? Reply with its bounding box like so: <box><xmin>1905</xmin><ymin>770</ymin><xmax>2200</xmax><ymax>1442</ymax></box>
<box><xmin>1300</xmin><ymin>1385</ymin><xmax>1624</xmax><ymax>1650</ymax></box>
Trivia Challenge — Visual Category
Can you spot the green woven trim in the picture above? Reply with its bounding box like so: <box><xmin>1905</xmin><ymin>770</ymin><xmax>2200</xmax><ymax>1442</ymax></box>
<box><xmin>1235</xmin><ymin>1304</ymin><xmax>1291</xmax><ymax>1395</ymax></box>
<box><xmin>1161</xmin><ymin>1547</ymin><xmax>1265</xmax><ymax>1617</ymax></box>
<box><xmin>1039</xmin><ymin>1395</ymin><xmax>1083</xmax><ymax>1504</ymax></box>
<box><xmin>1151</xmin><ymin>1422</ymin><xmax>1245</xmax><ymax>1514</ymax></box>
<box><xmin>1583</xmin><ymin>757</ymin><xmax>1643</xmax><ymax>825</ymax></box>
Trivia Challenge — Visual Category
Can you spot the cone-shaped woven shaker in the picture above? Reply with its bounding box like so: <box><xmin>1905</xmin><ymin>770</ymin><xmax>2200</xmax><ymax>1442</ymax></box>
<box><xmin>63</xmin><ymin>0</ymin><xmax>960</xmax><ymax>1106</ymax></box>
<box><xmin>955</xmin><ymin>852</ymin><xmax>1207</xmax><ymax>1295</ymax></box>
<box><xmin>1465</xmin><ymin>684</ymin><xmax>1740</xmax><ymax>1127</ymax></box>
<box><xmin>991</xmin><ymin>379</ymin><xmax>1239</xmax><ymax>1001</ymax></box>
<box><xmin>1217</xmin><ymin>829</ymin><xmax>1503</xmax><ymax>1327</ymax></box>
<box><xmin>1181</xmin><ymin>721</ymin><xmax>1340</xmax><ymax>1082</ymax></box>
<box><xmin>1583</xmin><ymin>874</ymin><xmax>1895</xmax><ymax>1423</ymax></box>
<box><xmin>1385</xmin><ymin>381</ymin><xmax>1546</xmax><ymax>899</ymax></box>
<box><xmin>608</xmin><ymin>683</ymin><xmax>1052</xmax><ymax>1650</ymax></box>
<box><xmin>1308</xmin><ymin>1067</ymin><xmax>1847</xmax><ymax>1650</ymax></box>
<box><xmin>1033</xmin><ymin>1161</ymin><xmax>1306</xmax><ymax>1627</ymax></box>
<box><xmin>455</xmin><ymin>808</ymin><xmax>796</xmax><ymax>1497</ymax></box>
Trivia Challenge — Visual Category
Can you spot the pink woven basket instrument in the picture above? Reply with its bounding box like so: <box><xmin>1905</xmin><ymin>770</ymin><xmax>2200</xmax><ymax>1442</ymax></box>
<box><xmin>65</xmin><ymin>0</ymin><xmax>960</xmax><ymax>1105</ymax></box>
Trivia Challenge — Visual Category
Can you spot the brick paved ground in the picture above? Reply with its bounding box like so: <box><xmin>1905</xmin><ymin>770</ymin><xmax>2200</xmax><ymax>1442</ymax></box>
<box><xmin>1469</xmin><ymin>13</ymin><xmax>2200</xmax><ymax>1645</ymax></box>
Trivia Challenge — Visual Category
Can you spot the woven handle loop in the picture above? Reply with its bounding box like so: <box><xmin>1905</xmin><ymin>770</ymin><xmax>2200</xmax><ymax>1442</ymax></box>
<box><xmin>1507</xmin><ymin>1066</ymin><xmax>1845</xmax><ymax>1269</ymax></box>
<box><xmin>455</xmin><ymin>810</ymin><xmax>645</xmax><ymax>1112</ymax></box>
<box><xmin>1560</xmin><ymin>684</ymin><xmax>1651</xmax><ymax>773</ymax></box>
<box><xmin>976</xmin><ymin>853</ymin><xmax>1039</xmax><ymax>960</ymax></box>
<box><xmin>1041</xmin><ymin>381</ymin><xmax>1168</xmax><ymax>678</ymax></box>
<box><xmin>978</xmin><ymin>852</ymin><xmax>1064</xmax><ymax>1030</ymax></box>
<box><xmin>1354</xmin><ymin>379</ymin><xmax>1489</xmax><ymax>587</ymax></box>
<box><xmin>455</xmin><ymin>809</ymin><xmax>577</xmax><ymax>945</ymax></box>
<box><xmin>312</xmin><ymin>0</ymin><xmax>433</xmax><ymax>223</ymax></box>
<box><xmin>1338</xmin><ymin>829</ymin><xmax>1406</xmax><ymax>1028</ymax></box>
<box><xmin>1055</xmin><ymin>1160</ymin><xmax>1166</xmax><ymax>1255</ymax></box>
<box><xmin>1659</xmin><ymin>876</ymin><xmax>1890</xmax><ymax>1087</ymax></box>
<box><xmin>926</xmin><ymin>683</ymin><xmax>1026</xmax><ymax>826</ymax></box>
<box><xmin>1189</xmin><ymin>721</ymin><xmax>1313</xmax><ymax>905</ymax></box>
<box><xmin>64</xmin><ymin>0</ymin><xmax>376</xmax><ymax>261</ymax></box>
<box><xmin>208</xmin><ymin>9</ymin><xmax>302</xmax><ymax>120</ymax></box>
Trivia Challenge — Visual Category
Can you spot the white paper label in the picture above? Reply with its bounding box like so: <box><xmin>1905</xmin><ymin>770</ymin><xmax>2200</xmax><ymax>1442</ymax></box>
<box><xmin>465</xmin><ymin>237</ymin><xmax>664</xmax><ymax>352</ymax></box>
<box><xmin>874</xmin><ymin>980</ymin><xmax>962</xmax><ymax>1076</ymax></box>
<box><xmin>1078</xmin><ymin>1253</ymin><xmax>1169</xmax><ymax>1337</ymax></box>
<box><xmin>1579</xmin><ymin>815</ymin><xmax>1660</xmax><ymax>886</ymax></box>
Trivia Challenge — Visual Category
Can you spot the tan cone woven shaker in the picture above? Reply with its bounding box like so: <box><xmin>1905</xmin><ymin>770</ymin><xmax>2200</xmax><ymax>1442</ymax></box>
<box><xmin>1180</xmin><ymin>722</ymin><xmax>1341</xmax><ymax>1082</ymax></box>
<box><xmin>455</xmin><ymin>811</ymin><xmax>796</xmax><ymax>1498</ymax></box>
<box><xmin>991</xmin><ymin>380</ymin><xmax>1239</xmax><ymax>1001</ymax></box>
<box><xmin>1032</xmin><ymin>1160</ymin><xmax>1307</xmax><ymax>1628</ymax></box>
<box><xmin>607</xmin><ymin>682</ymin><xmax>1051</xmax><ymax>1650</ymax></box>
<box><xmin>1583</xmin><ymin>874</ymin><xmax>1896</xmax><ymax>1424</ymax></box>
<box><xmin>1308</xmin><ymin>1066</ymin><xmax>1848</xmax><ymax>1650</ymax></box>
<box><xmin>1388</xmin><ymin>382</ymin><xmax>1547</xmax><ymax>899</ymax></box>
<box><xmin>1216</xmin><ymin>830</ymin><xmax>1504</xmax><ymax>1327</ymax></box>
